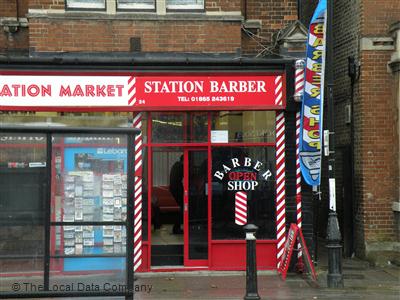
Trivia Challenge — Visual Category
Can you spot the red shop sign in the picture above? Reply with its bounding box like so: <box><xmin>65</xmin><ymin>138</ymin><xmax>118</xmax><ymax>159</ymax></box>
<box><xmin>0</xmin><ymin>73</ymin><xmax>286</xmax><ymax>111</ymax></box>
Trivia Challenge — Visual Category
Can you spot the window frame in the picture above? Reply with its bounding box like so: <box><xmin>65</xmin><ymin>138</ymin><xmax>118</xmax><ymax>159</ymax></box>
<box><xmin>116</xmin><ymin>0</ymin><xmax>157</xmax><ymax>12</ymax></box>
<box><xmin>166</xmin><ymin>0</ymin><xmax>205</xmax><ymax>12</ymax></box>
<box><xmin>65</xmin><ymin>0</ymin><xmax>107</xmax><ymax>11</ymax></box>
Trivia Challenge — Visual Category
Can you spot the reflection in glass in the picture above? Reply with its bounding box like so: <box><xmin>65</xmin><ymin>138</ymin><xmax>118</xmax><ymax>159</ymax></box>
<box><xmin>166</xmin><ymin>0</ymin><xmax>204</xmax><ymax>9</ymax></box>
<box><xmin>0</xmin><ymin>133</ymin><xmax>47</xmax><ymax>290</ymax></box>
<box><xmin>188</xmin><ymin>150</ymin><xmax>208</xmax><ymax>260</ymax></box>
<box><xmin>211</xmin><ymin>147</ymin><xmax>276</xmax><ymax>240</ymax></box>
<box><xmin>151</xmin><ymin>112</ymin><xmax>208</xmax><ymax>143</ymax></box>
<box><xmin>187</xmin><ymin>112</ymin><xmax>208</xmax><ymax>143</ymax></box>
<box><xmin>66</xmin><ymin>0</ymin><xmax>105</xmax><ymax>9</ymax></box>
<box><xmin>212</xmin><ymin>111</ymin><xmax>275</xmax><ymax>143</ymax></box>
<box><xmin>50</xmin><ymin>257</ymin><xmax>126</xmax><ymax>289</ymax></box>
<box><xmin>151</xmin><ymin>147</ymin><xmax>184</xmax><ymax>266</ymax></box>
<box><xmin>152</xmin><ymin>112</ymin><xmax>184</xmax><ymax>143</ymax></box>
<box><xmin>118</xmin><ymin>0</ymin><xmax>155</xmax><ymax>9</ymax></box>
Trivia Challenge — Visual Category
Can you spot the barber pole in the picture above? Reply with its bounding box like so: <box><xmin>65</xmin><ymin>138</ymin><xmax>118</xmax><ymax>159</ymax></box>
<box><xmin>133</xmin><ymin>112</ymin><xmax>143</xmax><ymax>272</ymax></box>
<box><xmin>275</xmin><ymin>111</ymin><xmax>286</xmax><ymax>268</ymax></box>
<box><xmin>295</xmin><ymin>111</ymin><xmax>304</xmax><ymax>271</ymax></box>
<box><xmin>275</xmin><ymin>75</ymin><xmax>283</xmax><ymax>105</ymax></box>
<box><xmin>235</xmin><ymin>191</ymin><xmax>247</xmax><ymax>225</ymax></box>
<box><xmin>294</xmin><ymin>60</ymin><xmax>305</xmax><ymax>102</ymax></box>
<box><xmin>294</xmin><ymin>60</ymin><xmax>305</xmax><ymax>270</ymax></box>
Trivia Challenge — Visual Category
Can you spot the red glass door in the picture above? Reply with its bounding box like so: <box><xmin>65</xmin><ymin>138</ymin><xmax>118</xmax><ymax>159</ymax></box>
<box><xmin>183</xmin><ymin>148</ymin><xmax>208</xmax><ymax>266</ymax></box>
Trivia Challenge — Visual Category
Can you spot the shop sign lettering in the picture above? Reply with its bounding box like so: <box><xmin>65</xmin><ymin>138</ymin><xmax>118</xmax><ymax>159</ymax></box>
<box><xmin>0</xmin><ymin>74</ymin><xmax>285</xmax><ymax>110</ymax></box>
<box><xmin>214</xmin><ymin>157</ymin><xmax>272</xmax><ymax>191</ymax></box>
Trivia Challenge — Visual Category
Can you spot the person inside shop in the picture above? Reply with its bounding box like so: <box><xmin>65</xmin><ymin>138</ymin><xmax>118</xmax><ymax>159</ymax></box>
<box><xmin>169</xmin><ymin>155</ymin><xmax>184</xmax><ymax>234</ymax></box>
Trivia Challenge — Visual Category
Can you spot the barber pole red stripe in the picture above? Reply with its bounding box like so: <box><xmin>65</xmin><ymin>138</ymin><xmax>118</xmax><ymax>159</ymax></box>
<box><xmin>133</xmin><ymin>112</ymin><xmax>143</xmax><ymax>272</ymax></box>
<box><xmin>128</xmin><ymin>76</ymin><xmax>137</xmax><ymax>106</ymax></box>
<box><xmin>295</xmin><ymin>67</ymin><xmax>305</xmax><ymax>97</ymax></box>
<box><xmin>235</xmin><ymin>191</ymin><xmax>247</xmax><ymax>226</ymax></box>
<box><xmin>276</xmin><ymin>111</ymin><xmax>286</xmax><ymax>268</ymax></box>
<box><xmin>275</xmin><ymin>75</ymin><xmax>283</xmax><ymax>106</ymax></box>
<box><xmin>295</xmin><ymin>111</ymin><xmax>303</xmax><ymax>262</ymax></box>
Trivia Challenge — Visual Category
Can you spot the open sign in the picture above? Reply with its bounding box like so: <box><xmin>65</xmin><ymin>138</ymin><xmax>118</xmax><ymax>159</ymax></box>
<box><xmin>214</xmin><ymin>157</ymin><xmax>273</xmax><ymax>192</ymax></box>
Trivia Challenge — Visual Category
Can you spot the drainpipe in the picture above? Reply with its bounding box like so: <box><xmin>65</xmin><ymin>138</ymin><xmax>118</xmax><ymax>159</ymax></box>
<box><xmin>348</xmin><ymin>55</ymin><xmax>360</xmax><ymax>256</ymax></box>
<box><xmin>297</xmin><ymin>0</ymin><xmax>302</xmax><ymax>21</ymax></box>
<box><xmin>388</xmin><ymin>21</ymin><xmax>400</xmax><ymax>236</ymax></box>
<box><xmin>16</xmin><ymin>0</ymin><xmax>19</xmax><ymax>20</ymax></box>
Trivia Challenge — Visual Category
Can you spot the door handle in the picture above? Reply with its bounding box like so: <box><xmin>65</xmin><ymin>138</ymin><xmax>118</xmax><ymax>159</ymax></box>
<box><xmin>184</xmin><ymin>203</ymin><xmax>188</xmax><ymax>211</ymax></box>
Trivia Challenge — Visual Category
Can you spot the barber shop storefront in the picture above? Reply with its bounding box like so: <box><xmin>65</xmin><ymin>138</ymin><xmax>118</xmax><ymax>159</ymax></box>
<box><xmin>0</xmin><ymin>63</ymin><xmax>298</xmax><ymax>289</ymax></box>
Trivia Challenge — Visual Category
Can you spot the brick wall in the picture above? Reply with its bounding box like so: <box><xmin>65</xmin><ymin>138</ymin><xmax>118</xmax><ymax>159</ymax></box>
<box><xmin>0</xmin><ymin>28</ymin><xmax>29</xmax><ymax>53</ymax></box>
<box><xmin>29</xmin><ymin>19</ymin><xmax>241</xmax><ymax>53</ymax></box>
<box><xmin>329</xmin><ymin>0</ymin><xmax>399</xmax><ymax>258</ymax></box>
<box><xmin>358</xmin><ymin>50</ymin><xmax>397</xmax><ymax>243</ymax></box>
<box><xmin>2</xmin><ymin>0</ymin><xmax>302</xmax><ymax>55</ymax></box>
<box><xmin>360</xmin><ymin>0</ymin><xmax>400</xmax><ymax>36</ymax></box>
<box><xmin>206</xmin><ymin>0</ymin><xmax>241</xmax><ymax>12</ymax></box>
<box><xmin>29</xmin><ymin>0</ymin><xmax>65</xmax><ymax>10</ymax></box>
<box><xmin>0</xmin><ymin>0</ymin><xmax>29</xmax><ymax>53</ymax></box>
<box><xmin>0</xmin><ymin>0</ymin><xmax>17</xmax><ymax>17</ymax></box>
<box><xmin>330</xmin><ymin>0</ymin><xmax>362</xmax><ymax>256</ymax></box>
<box><xmin>242</xmin><ymin>0</ymin><xmax>298</xmax><ymax>55</ymax></box>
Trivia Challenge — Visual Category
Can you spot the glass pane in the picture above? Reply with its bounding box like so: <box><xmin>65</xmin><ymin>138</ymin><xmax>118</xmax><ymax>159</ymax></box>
<box><xmin>51</xmin><ymin>225</ymin><xmax>126</xmax><ymax>257</ymax></box>
<box><xmin>151</xmin><ymin>112</ymin><xmax>207</xmax><ymax>143</ymax></box>
<box><xmin>50</xmin><ymin>257</ymin><xmax>126</xmax><ymax>291</ymax></box>
<box><xmin>211</xmin><ymin>147</ymin><xmax>276</xmax><ymax>240</ymax></box>
<box><xmin>187</xmin><ymin>112</ymin><xmax>208</xmax><ymax>142</ymax></box>
<box><xmin>66</xmin><ymin>0</ymin><xmax>105</xmax><ymax>9</ymax></box>
<box><xmin>142</xmin><ymin>148</ymin><xmax>149</xmax><ymax>241</ymax></box>
<box><xmin>212</xmin><ymin>111</ymin><xmax>275</xmax><ymax>143</ymax></box>
<box><xmin>0</xmin><ymin>133</ymin><xmax>46</xmax><ymax>291</ymax></box>
<box><xmin>52</xmin><ymin>134</ymin><xmax>128</xmax><ymax>223</ymax></box>
<box><xmin>188</xmin><ymin>150</ymin><xmax>208</xmax><ymax>259</ymax></box>
<box><xmin>151</xmin><ymin>112</ymin><xmax>184</xmax><ymax>143</ymax></box>
<box><xmin>151</xmin><ymin>147</ymin><xmax>183</xmax><ymax>266</ymax></box>
<box><xmin>166</xmin><ymin>0</ymin><xmax>204</xmax><ymax>9</ymax></box>
<box><xmin>117</xmin><ymin>0</ymin><xmax>155</xmax><ymax>9</ymax></box>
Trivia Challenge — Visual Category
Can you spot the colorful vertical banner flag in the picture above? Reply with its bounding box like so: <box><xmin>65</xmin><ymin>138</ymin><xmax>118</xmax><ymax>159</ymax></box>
<box><xmin>299</xmin><ymin>0</ymin><xmax>327</xmax><ymax>186</ymax></box>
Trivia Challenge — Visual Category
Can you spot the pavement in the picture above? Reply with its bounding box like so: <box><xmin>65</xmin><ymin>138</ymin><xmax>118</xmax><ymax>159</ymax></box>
<box><xmin>132</xmin><ymin>258</ymin><xmax>399</xmax><ymax>300</ymax></box>
<box><xmin>1</xmin><ymin>250</ymin><xmax>399</xmax><ymax>299</ymax></box>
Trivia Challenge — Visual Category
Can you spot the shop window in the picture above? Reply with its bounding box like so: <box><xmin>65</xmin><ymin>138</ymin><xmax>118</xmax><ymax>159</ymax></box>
<box><xmin>166</xmin><ymin>0</ymin><xmax>204</xmax><ymax>11</ymax></box>
<box><xmin>66</xmin><ymin>0</ymin><xmax>106</xmax><ymax>9</ymax></box>
<box><xmin>211</xmin><ymin>146</ymin><xmax>276</xmax><ymax>240</ymax></box>
<box><xmin>151</xmin><ymin>112</ymin><xmax>207</xmax><ymax>143</ymax></box>
<box><xmin>211</xmin><ymin>111</ymin><xmax>276</xmax><ymax>143</ymax></box>
<box><xmin>0</xmin><ymin>134</ymin><xmax>47</xmax><ymax>285</ymax></box>
<box><xmin>0</xmin><ymin>112</ymin><xmax>146</xmax><ymax>140</ymax></box>
<box><xmin>117</xmin><ymin>0</ymin><xmax>155</xmax><ymax>10</ymax></box>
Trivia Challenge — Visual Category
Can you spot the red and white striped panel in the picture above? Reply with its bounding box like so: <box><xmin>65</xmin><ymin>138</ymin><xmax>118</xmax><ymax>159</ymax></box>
<box><xmin>276</xmin><ymin>111</ymin><xmax>286</xmax><ymax>268</ymax></box>
<box><xmin>128</xmin><ymin>76</ymin><xmax>137</xmax><ymax>106</ymax></box>
<box><xmin>295</xmin><ymin>111</ymin><xmax>303</xmax><ymax>262</ymax></box>
<box><xmin>275</xmin><ymin>75</ymin><xmax>283</xmax><ymax>106</ymax></box>
<box><xmin>133</xmin><ymin>112</ymin><xmax>143</xmax><ymax>272</ymax></box>
<box><xmin>235</xmin><ymin>191</ymin><xmax>247</xmax><ymax>226</ymax></box>
<box><xmin>295</xmin><ymin>66</ymin><xmax>305</xmax><ymax>97</ymax></box>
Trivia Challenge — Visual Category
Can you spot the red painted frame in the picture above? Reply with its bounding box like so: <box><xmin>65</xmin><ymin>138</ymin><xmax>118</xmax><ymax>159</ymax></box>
<box><xmin>143</xmin><ymin>111</ymin><xmax>278</xmax><ymax>272</ymax></box>
<box><xmin>1</xmin><ymin>69</ymin><xmax>285</xmax><ymax>273</ymax></box>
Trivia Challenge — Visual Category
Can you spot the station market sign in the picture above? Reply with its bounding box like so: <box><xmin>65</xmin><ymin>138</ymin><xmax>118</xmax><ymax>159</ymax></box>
<box><xmin>0</xmin><ymin>73</ymin><xmax>285</xmax><ymax>111</ymax></box>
